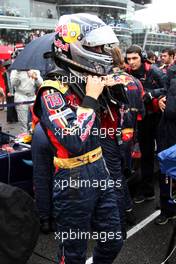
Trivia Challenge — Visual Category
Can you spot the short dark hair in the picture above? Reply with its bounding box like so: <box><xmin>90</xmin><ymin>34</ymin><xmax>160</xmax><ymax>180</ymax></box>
<box><xmin>147</xmin><ymin>51</ymin><xmax>155</xmax><ymax>60</ymax></box>
<box><xmin>161</xmin><ymin>48</ymin><xmax>175</xmax><ymax>57</ymax></box>
<box><xmin>126</xmin><ymin>45</ymin><xmax>142</xmax><ymax>55</ymax></box>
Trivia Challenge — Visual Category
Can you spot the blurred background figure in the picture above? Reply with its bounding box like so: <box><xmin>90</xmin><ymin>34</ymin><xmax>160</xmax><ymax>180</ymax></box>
<box><xmin>160</xmin><ymin>48</ymin><xmax>175</xmax><ymax>74</ymax></box>
<box><xmin>156</xmin><ymin>59</ymin><xmax>176</xmax><ymax>224</ymax></box>
<box><xmin>11</xmin><ymin>43</ymin><xmax>25</xmax><ymax>61</ymax></box>
<box><xmin>0</xmin><ymin>86</ymin><xmax>5</xmax><ymax>110</ymax></box>
<box><xmin>2</xmin><ymin>59</ymin><xmax>18</xmax><ymax>123</ymax></box>
<box><xmin>100</xmin><ymin>46</ymin><xmax>144</xmax><ymax>234</ymax></box>
<box><xmin>147</xmin><ymin>51</ymin><xmax>157</xmax><ymax>65</ymax></box>
<box><xmin>174</xmin><ymin>48</ymin><xmax>176</xmax><ymax>63</ymax></box>
<box><xmin>125</xmin><ymin>45</ymin><xmax>166</xmax><ymax>204</ymax></box>
<box><xmin>10</xmin><ymin>69</ymin><xmax>43</xmax><ymax>133</ymax></box>
<box><xmin>47</xmin><ymin>9</ymin><xmax>53</xmax><ymax>19</ymax></box>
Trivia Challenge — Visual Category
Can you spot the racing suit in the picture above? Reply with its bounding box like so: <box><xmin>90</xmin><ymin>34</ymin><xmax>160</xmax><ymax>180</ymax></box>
<box><xmin>127</xmin><ymin>62</ymin><xmax>166</xmax><ymax>199</ymax></box>
<box><xmin>32</xmin><ymin>122</ymin><xmax>54</xmax><ymax>223</ymax></box>
<box><xmin>100</xmin><ymin>71</ymin><xmax>145</xmax><ymax>235</ymax></box>
<box><xmin>33</xmin><ymin>79</ymin><xmax>123</xmax><ymax>264</ymax></box>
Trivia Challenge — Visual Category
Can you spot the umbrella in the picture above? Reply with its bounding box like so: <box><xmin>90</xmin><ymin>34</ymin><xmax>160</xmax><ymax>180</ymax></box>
<box><xmin>9</xmin><ymin>32</ymin><xmax>57</xmax><ymax>77</ymax></box>
<box><xmin>0</xmin><ymin>45</ymin><xmax>14</xmax><ymax>60</ymax></box>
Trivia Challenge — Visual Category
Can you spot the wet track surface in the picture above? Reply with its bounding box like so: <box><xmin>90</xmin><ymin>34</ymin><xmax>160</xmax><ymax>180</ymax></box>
<box><xmin>26</xmin><ymin>200</ymin><xmax>176</xmax><ymax>264</ymax></box>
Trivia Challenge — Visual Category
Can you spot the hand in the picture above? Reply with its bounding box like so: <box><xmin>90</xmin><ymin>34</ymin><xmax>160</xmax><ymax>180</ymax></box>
<box><xmin>158</xmin><ymin>96</ymin><xmax>166</xmax><ymax>112</ymax></box>
<box><xmin>103</xmin><ymin>75</ymin><xmax>117</xmax><ymax>87</ymax></box>
<box><xmin>28</xmin><ymin>70</ymin><xmax>38</xmax><ymax>80</ymax></box>
<box><xmin>7</xmin><ymin>92</ymin><xmax>12</xmax><ymax>97</ymax></box>
<box><xmin>86</xmin><ymin>75</ymin><xmax>105</xmax><ymax>100</ymax></box>
<box><xmin>0</xmin><ymin>87</ymin><xmax>5</xmax><ymax>98</ymax></box>
<box><xmin>0</xmin><ymin>95</ymin><xmax>4</xmax><ymax>102</ymax></box>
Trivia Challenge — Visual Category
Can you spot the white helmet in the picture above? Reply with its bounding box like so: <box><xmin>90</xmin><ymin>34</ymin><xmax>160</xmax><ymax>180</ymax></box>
<box><xmin>54</xmin><ymin>13</ymin><xmax>119</xmax><ymax>75</ymax></box>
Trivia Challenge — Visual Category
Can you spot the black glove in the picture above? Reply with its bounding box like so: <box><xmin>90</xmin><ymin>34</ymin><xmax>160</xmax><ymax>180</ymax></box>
<box><xmin>143</xmin><ymin>92</ymin><xmax>153</xmax><ymax>104</ymax></box>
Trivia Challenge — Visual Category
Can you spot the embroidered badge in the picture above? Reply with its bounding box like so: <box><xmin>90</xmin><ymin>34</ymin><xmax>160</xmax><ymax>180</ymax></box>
<box><xmin>44</xmin><ymin>92</ymin><xmax>65</xmax><ymax>110</ymax></box>
<box><xmin>49</xmin><ymin>108</ymin><xmax>73</xmax><ymax>122</ymax></box>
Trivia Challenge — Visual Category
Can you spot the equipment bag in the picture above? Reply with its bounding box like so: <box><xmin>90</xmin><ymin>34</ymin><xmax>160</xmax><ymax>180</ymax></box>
<box><xmin>0</xmin><ymin>183</ymin><xmax>40</xmax><ymax>264</ymax></box>
<box><xmin>158</xmin><ymin>144</ymin><xmax>176</xmax><ymax>179</ymax></box>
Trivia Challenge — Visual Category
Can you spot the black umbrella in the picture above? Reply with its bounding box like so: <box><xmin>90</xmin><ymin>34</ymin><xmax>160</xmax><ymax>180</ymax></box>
<box><xmin>9</xmin><ymin>32</ymin><xmax>56</xmax><ymax>77</ymax></box>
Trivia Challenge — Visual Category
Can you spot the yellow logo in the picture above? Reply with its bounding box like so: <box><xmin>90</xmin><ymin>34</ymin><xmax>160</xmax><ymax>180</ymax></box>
<box><xmin>63</xmin><ymin>22</ymin><xmax>81</xmax><ymax>43</ymax></box>
<box><xmin>55</xmin><ymin>22</ymin><xmax>81</xmax><ymax>44</ymax></box>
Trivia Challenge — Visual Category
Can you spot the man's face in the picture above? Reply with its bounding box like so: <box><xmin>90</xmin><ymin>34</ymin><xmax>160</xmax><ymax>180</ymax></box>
<box><xmin>126</xmin><ymin>52</ymin><xmax>142</xmax><ymax>70</ymax></box>
<box><xmin>161</xmin><ymin>52</ymin><xmax>173</xmax><ymax>65</ymax></box>
<box><xmin>174</xmin><ymin>54</ymin><xmax>176</xmax><ymax>62</ymax></box>
<box><xmin>148</xmin><ymin>56</ymin><xmax>156</xmax><ymax>64</ymax></box>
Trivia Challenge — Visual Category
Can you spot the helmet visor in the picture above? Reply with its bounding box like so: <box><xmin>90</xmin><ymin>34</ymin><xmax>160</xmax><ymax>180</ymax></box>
<box><xmin>83</xmin><ymin>25</ymin><xmax>119</xmax><ymax>47</ymax></box>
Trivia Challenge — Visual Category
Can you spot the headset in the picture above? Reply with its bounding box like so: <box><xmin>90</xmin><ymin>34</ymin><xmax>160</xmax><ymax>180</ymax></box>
<box><xmin>125</xmin><ymin>44</ymin><xmax>148</xmax><ymax>64</ymax></box>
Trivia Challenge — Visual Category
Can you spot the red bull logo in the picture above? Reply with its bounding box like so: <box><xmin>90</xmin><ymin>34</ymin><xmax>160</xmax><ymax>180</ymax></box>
<box><xmin>77</xmin><ymin>112</ymin><xmax>88</xmax><ymax>125</ymax></box>
<box><xmin>54</xmin><ymin>39</ymin><xmax>69</xmax><ymax>52</ymax></box>
<box><xmin>55</xmin><ymin>23</ymin><xmax>81</xmax><ymax>44</ymax></box>
<box><xmin>113</xmin><ymin>73</ymin><xmax>133</xmax><ymax>86</ymax></box>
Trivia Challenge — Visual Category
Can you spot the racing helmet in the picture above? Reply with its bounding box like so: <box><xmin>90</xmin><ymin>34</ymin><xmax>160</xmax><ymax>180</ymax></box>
<box><xmin>53</xmin><ymin>13</ymin><xmax>119</xmax><ymax>75</ymax></box>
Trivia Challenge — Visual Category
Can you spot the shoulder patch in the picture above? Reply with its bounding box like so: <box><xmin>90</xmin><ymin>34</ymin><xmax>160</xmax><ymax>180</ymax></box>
<box><xmin>41</xmin><ymin>80</ymin><xmax>69</xmax><ymax>94</ymax></box>
<box><xmin>49</xmin><ymin>108</ymin><xmax>73</xmax><ymax>122</ymax></box>
<box><xmin>44</xmin><ymin>92</ymin><xmax>65</xmax><ymax>110</ymax></box>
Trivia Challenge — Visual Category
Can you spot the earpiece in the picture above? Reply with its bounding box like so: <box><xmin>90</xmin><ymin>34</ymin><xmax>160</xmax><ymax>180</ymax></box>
<box><xmin>141</xmin><ymin>49</ymin><xmax>148</xmax><ymax>62</ymax></box>
<box><xmin>125</xmin><ymin>45</ymin><xmax>148</xmax><ymax>64</ymax></box>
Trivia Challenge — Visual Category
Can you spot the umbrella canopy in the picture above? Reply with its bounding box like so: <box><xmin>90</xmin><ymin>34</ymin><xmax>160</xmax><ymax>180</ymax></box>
<box><xmin>0</xmin><ymin>45</ymin><xmax>14</xmax><ymax>60</ymax></box>
<box><xmin>9</xmin><ymin>32</ymin><xmax>57</xmax><ymax>77</ymax></box>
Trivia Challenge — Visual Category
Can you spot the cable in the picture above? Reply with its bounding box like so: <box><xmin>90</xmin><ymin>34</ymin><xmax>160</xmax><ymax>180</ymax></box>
<box><xmin>33</xmin><ymin>251</ymin><xmax>58</xmax><ymax>263</ymax></box>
